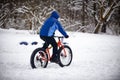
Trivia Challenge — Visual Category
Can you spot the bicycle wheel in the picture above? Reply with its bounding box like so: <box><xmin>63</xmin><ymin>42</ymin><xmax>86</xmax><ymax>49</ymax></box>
<box><xmin>30</xmin><ymin>48</ymin><xmax>48</xmax><ymax>68</ymax></box>
<box><xmin>58</xmin><ymin>45</ymin><xmax>73</xmax><ymax>67</ymax></box>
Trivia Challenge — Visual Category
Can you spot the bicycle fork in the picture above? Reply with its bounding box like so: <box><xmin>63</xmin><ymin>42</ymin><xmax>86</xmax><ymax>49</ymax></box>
<box><xmin>58</xmin><ymin>41</ymin><xmax>67</xmax><ymax>57</ymax></box>
<box><xmin>61</xmin><ymin>46</ymin><xmax>67</xmax><ymax>57</ymax></box>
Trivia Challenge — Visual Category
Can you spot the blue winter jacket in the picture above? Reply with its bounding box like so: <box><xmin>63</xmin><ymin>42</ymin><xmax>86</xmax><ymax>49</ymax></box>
<box><xmin>40</xmin><ymin>11</ymin><xmax>68</xmax><ymax>37</ymax></box>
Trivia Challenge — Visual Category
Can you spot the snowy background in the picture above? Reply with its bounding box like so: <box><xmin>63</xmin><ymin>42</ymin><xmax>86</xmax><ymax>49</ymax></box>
<box><xmin>1</xmin><ymin>0</ymin><xmax>120</xmax><ymax>34</ymax></box>
<box><xmin>0</xmin><ymin>0</ymin><xmax>120</xmax><ymax>80</ymax></box>
<box><xmin>0</xmin><ymin>28</ymin><xmax>120</xmax><ymax>80</ymax></box>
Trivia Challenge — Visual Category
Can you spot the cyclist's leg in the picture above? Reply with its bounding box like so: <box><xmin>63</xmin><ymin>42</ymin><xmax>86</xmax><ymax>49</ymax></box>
<box><xmin>50</xmin><ymin>37</ymin><xmax>58</xmax><ymax>58</ymax></box>
<box><xmin>48</xmin><ymin>37</ymin><xmax>58</xmax><ymax>62</ymax></box>
<box><xmin>40</xmin><ymin>36</ymin><xmax>58</xmax><ymax>62</ymax></box>
<box><xmin>40</xmin><ymin>36</ymin><xmax>49</xmax><ymax>49</ymax></box>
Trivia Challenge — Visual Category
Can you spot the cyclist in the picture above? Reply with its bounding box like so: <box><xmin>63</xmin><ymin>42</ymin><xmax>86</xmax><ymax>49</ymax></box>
<box><xmin>39</xmin><ymin>11</ymin><xmax>69</xmax><ymax>63</ymax></box>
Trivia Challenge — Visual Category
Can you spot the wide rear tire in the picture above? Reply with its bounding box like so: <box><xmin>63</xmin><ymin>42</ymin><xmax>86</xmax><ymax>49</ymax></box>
<box><xmin>30</xmin><ymin>48</ymin><xmax>48</xmax><ymax>68</ymax></box>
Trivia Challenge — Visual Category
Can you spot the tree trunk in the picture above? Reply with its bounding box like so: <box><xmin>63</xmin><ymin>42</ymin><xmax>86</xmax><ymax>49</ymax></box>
<box><xmin>94</xmin><ymin>1</ymin><xmax>117</xmax><ymax>34</ymax></box>
<box><xmin>101</xmin><ymin>22</ymin><xmax>106</xmax><ymax>33</ymax></box>
<box><xmin>94</xmin><ymin>22</ymin><xmax>101</xmax><ymax>34</ymax></box>
<box><xmin>82</xmin><ymin>0</ymin><xmax>85</xmax><ymax>26</ymax></box>
<box><xmin>93</xmin><ymin>0</ymin><xmax>97</xmax><ymax>26</ymax></box>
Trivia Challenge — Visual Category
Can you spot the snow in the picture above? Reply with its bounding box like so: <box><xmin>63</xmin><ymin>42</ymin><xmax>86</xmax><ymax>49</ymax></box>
<box><xmin>0</xmin><ymin>28</ymin><xmax>120</xmax><ymax>80</ymax></box>
<box><xmin>15</xmin><ymin>6</ymin><xmax>29</xmax><ymax>13</ymax></box>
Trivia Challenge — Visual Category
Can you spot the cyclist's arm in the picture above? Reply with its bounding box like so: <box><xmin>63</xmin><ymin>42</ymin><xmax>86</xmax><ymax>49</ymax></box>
<box><xmin>56</xmin><ymin>21</ymin><xmax>68</xmax><ymax>37</ymax></box>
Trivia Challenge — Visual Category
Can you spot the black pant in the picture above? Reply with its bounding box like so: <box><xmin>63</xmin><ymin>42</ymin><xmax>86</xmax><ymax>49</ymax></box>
<box><xmin>40</xmin><ymin>36</ymin><xmax>58</xmax><ymax>57</ymax></box>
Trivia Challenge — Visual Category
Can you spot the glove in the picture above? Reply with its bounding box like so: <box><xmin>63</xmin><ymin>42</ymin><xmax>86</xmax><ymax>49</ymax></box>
<box><xmin>65</xmin><ymin>35</ymin><xmax>69</xmax><ymax>38</ymax></box>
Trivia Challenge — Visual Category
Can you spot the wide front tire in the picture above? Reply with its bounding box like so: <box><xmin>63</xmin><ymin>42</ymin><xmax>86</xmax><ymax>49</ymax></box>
<box><xmin>58</xmin><ymin>45</ymin><xmax>73</xmax><ymax>67</ymax></box>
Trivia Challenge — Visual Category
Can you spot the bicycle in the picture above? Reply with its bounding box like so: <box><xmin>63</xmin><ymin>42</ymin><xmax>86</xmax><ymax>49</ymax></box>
<box><xmin>30</xmin><ymin>36</ymin><xmax>73</xmax><ymax>68</ymax></box>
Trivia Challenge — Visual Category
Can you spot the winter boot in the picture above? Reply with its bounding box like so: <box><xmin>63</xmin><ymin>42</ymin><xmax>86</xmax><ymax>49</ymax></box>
<box><xmin>50</xmin><ymin>54</ymin><xmax>59</xmax><ymax>63</ymax></box>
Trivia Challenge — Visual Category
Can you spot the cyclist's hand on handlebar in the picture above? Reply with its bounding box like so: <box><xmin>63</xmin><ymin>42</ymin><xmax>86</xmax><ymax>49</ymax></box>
<box><xmin>65</xmin><ymin>35</ymin><xmax>69</xmax><ymax>38</ymax></box>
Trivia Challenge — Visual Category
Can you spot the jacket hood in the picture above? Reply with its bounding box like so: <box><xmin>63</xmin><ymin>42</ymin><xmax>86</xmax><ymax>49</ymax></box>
<box><xmin>51</xmin><ymin>11</ymin><xmax>59</xmax><ymax>19</ymax></box>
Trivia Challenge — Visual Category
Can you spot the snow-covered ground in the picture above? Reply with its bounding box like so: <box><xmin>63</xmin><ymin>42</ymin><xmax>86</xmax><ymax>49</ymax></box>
<box><xmin>0</xmin><ymin>28</ymin><xmax>120</xmax><ymax>80</ymax></box>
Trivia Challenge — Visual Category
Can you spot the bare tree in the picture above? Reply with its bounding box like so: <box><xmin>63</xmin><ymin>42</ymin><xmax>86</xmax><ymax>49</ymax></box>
<box><xmin>93</xmin><ymin>0</ymin><xmax>120</xmax><ymax>33</ymax></box>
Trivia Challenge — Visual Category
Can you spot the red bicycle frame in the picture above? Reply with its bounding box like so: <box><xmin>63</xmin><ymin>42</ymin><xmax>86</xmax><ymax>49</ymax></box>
<box><xmin>45</xmin><ymin>37</ymin><xmax>67</xmax><ymax>61</ymax></box>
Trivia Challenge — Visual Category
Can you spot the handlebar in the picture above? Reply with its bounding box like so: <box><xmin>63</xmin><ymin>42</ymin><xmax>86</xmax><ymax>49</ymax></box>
<box><xmin>54</xmin><ymin>36</ymin><xmax>68</xmax><ymax>44</ymax></box>
<box><xmin>54</xmin><ymin>36</ymin><xmax>64</xmax><ymax>42</ymax></box>
<box><xmin>54</xmin><ymin>36</ymin><xmax>64</xmax><ymax>38</ymax></box>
